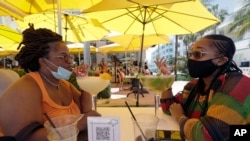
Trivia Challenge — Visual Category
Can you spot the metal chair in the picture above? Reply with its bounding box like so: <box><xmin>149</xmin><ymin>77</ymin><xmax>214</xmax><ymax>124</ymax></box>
<box><xmin>126</xmin><ymin>78</ymin><xmax>148</xmax><ymax>97</ymax></box>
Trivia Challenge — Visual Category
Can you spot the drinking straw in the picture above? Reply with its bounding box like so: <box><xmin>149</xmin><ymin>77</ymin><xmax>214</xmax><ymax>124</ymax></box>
<box><xmin>125</xmin><ymin>101</ymin><xmax>148</xmax><ymax>141</ymax></box>
<box><xmin>44</xmin><ymin>113</ymin><xmax>64</xmax><ymax>139</ymax></box>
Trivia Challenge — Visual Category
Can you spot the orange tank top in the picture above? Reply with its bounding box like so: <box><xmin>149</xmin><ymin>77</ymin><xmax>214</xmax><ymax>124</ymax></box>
<box><xmin>0</xmin><ymin>72</ymin><xmax>81</xmax><ymax>136</ymax></box>
<box><xmin>29</xmin><ymin>72</ymin><xmax>81</xmax><ymax>122</ymax></box>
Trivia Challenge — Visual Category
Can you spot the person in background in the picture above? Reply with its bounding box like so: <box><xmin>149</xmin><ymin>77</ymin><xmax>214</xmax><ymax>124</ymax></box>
<box><xmin>0</xmin><ymin>61</ymin><xmax>20</xmax><ymax>96</ymax></box>
<box><xmin>155</xmin><ymin>34</ymin><xmax>250</xmax><ymax>141</ymax></box>
<box><xmin>0</xmin><ymin>24</ymin><xmax>100</xmax><ymax>141</ymax></box>
<box><xmin>117</xmin><ymin>68</ymin><xmax>125</xmax><ymax>90</ymax></box>
<box><xmin>143</xmin><ymin>65</ymin><xmax>151</xmax><ymax>75</ymax></box>
<box><xmin>123</xmin><ymin>65</ymin><xmax>130</xmax><ymax>75</ymax></box>
<box><xmin>99</xmin><ymin>58</ymin><xmax>108</xmax><ymax>73</ymax></box>
<box><xmin>0</xmin><ymin>61</ymin><xmax>3</xmax><ymax>68</ymax></box>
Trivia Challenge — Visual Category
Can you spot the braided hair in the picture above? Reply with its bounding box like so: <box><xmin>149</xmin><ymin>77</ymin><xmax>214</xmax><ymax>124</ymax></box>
<box><xmin>15</xmin><ymin>24</ymin><xmax>63</xmax><ymax>73</ymax></box>
<box><xmin>203</xmin><ymin>34</ymin><xmax>242</xmax><ymax>74</ymax></box>
<box><xmin>184</xmin><ymin>34</ymin><xmax>242</xmax><ymax>117</ymax></box>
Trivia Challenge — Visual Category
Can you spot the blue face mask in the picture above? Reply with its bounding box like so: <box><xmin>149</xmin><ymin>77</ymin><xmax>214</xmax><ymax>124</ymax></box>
<box><xmin>51</xmin><ymin>66</ymin><xmax>72</xmax><ymax>80</ymax></box>
<box><xmin>45</xmin><ymin>59</ymin><xmax>72</xmax><ymax>80</ymax></box>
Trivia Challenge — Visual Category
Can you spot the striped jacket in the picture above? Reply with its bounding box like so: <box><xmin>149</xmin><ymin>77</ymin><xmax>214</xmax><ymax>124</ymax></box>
<box><xmin>161</xmin><ymin>72</ymin><xmax>250</xmax><ymax>141</ymax></box>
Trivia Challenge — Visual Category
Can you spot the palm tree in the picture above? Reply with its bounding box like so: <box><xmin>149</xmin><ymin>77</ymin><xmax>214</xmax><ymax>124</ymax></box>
<box><xmin>228</xmin><ymin>0</ymin><xmax>250</xmax><ymax>38</ymax></box>
<box><xmin>183</xmin><ymin>34</ymin><xmax>200</xmax><ymax>51</ymax></box>
<box><xmin>205</xmin><ymin>4</ymin><xmax>228</xmax><ymax>34</ymax></box>
<box><xmin>199</xmin><ymin>1</ymin><xmax>228</xmax><ymax>34</ymax></box>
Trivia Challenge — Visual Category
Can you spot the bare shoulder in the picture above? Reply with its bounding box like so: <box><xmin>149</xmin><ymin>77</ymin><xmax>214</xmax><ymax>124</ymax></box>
<box><xmin>0</xmin><ymin>74</ymin><xmax>43</xmax><ymax>136</ymax></box>
<box><xmin>0</xmin><ymin>74</ymin><xmax>42</xmax><ymax>108</ymax></box>
<box><xmin>1</xmin><ymin>74</ymin><xmax>41</xmax><ymax>99</ymax></box>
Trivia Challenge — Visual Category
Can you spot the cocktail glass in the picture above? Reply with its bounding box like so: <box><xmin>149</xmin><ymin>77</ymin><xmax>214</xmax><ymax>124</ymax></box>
<box><xmin>140</xmin><ymin>75</ymin><xmax>175</xmax><ymax>116</ymax></box>
<box><xmin>76</xmin><ymin>76</ymin><xmax>110</xmax><ymax>111</ymax></box>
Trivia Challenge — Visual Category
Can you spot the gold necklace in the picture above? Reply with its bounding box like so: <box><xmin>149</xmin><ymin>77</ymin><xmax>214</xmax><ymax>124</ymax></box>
<box><xmin>40</xmin><ymin>72</ymin><xmax>60</xmax><ymax>89</ymax></box>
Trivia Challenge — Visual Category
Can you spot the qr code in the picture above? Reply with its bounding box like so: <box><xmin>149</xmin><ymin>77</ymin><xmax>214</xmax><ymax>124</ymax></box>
<box><xmin>96</xmin><ymin>127</ymin><xmax>111</xmax><ymax>140</ymax></box>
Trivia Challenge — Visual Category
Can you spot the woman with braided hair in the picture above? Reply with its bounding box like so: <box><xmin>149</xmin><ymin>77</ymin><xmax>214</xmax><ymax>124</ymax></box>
<box><xmin>155</xmin><ymin>34</ymin><xmax>250</xmax><ymax>141</ymax></box>
<box><xmin>0</xmin><ymin>24</ymin><xmax>100</xmax><ymax>141</ymax></box>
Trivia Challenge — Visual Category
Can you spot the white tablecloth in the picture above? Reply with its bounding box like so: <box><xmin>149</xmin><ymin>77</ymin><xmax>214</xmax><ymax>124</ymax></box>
<box><xmin>97</xmin><ymin>107</ymin><xmax>179</xmax><ymax>141</ymax></box>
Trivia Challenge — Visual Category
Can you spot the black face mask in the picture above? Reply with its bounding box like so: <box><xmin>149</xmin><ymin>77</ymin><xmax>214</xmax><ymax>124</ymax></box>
<box><xmin>187</xmin><ymin>59</ymin><xmax>218</xmax><ymax>78</ymax></box>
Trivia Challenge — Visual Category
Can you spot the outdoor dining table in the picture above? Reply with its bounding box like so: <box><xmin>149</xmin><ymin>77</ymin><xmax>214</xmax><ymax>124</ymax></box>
<box><xmin>78</xmin><ymin>107</ymin><xmax>180</xmax><ymax>141</ymax></box>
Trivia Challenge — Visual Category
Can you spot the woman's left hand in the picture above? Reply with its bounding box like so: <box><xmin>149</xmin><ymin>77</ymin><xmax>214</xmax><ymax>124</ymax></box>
<box><xmin>154</xmin><ymin>56</ymin><xmax>171</xmax><ymax>75</ymax></box>
<box><xmin>169</xmin><ymin>102</ymin><xmax>186</xmax><ymax>122</ymax></box>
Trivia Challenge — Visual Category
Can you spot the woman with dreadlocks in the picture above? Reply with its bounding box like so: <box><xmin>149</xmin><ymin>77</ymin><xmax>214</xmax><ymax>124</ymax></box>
<box><xmin>0</xmin><ymin>24</ymin><xmax>100</xmax><ymax>141</ymax></box>
<box><xmin>155</xmin><ymin>34</ymin><xmax>250</xmax><ymax>141</ymax></box>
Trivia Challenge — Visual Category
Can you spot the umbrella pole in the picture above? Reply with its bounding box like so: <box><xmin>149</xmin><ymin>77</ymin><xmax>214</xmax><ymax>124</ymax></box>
<box><xmin>64</xmin><ymin>14</ymin><xmax>68</xmax><ymax>42</ymax></box>
<box><xmin>136</xmin><ymin>21</ymin><xmax>146</xmax><ymax>107</ymax></box>
<box><xmin>56</xmin><ymin>0</ymin><xmax>62</xmax><ymax>35</ymax></box>
<box><xmin>139</xmin><ymin>32</ymin><xmax>145</xmax><ymax>74</ymax></box>
<box><xmin>174</xmin><ymin>35</ymin><xmax>178</xmax><ymax>79</ymax></box>
<box><xmin>78</xmin><ymin>51</ymin><xmax>80</xmax><ymax>65</ymax></box>
<box><xmin>137</xmin><ymin>32</ymin><xmax>145</xmax><ymax>107</ymax></box>
<box><xmin>114</xmin><ymin>59</ymin><xmax>117</xmax><ymax>83</ymax></box>
<box><xmin>125</xmin><ymin>51</ymin><xmax>127</xmax><ymax>73</ymax></box>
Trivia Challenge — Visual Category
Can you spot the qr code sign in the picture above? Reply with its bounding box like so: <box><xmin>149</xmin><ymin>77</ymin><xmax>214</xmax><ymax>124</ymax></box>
<box><xmin>96</xmin><ymin>127</ymin><xmax>111</xmax><ymax>140</ymax></box>
<box><xmin>88</xmin><ymin>117</ymin><xmax>120</xmax><ymax>141</ymax></box>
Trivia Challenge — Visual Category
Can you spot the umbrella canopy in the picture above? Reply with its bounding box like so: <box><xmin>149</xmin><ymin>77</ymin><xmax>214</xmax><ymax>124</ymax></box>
<box><xmin>0</xmin><ymin>24</ymin><xmax>22</xmax><ymax>55</ymax></box>
<box><xmin>67</xmin><ymin>43</ymin><xmax>96</xmax><ymax>54</ymax></box>
<box><xmin>0</xmin><ymin>24</ymin><xmax>22</xmax><ymax>45</ymax></box>
<box><xmin>0</xmin><ymin>0</ymin><xmax>101</xmax><ymax>20</ymax></box>
<box><xmin>106</xmin><ymin>34</ymin><xmax>169</xmax><ymax>50</ymax></box>
<box><xmin>84</xmin><ymin>0</ymin><xmax>219</xmax><ymax>35</ymax></box>
<box><xmin>69</xmin><ymin>48</ymin><xmax>96</xmax><ymax>54</ymax></box>
<box><xmin>83</xmin><ymin>0</ymin><xmax>220</xmax><ymax>70</ymax></box>
<box><xmin>16</xmin><ymin>12</ymin><xmax>109</xmax><ymax>43</ymax></box>
<box><xmin>0</xmin><ymin>6</ymin><xmax>16</xmax><ymax>18</ymax></box>
<box><xmin>0</xmin><ymin>48</ymin><xmax>17</xmax><ymax>57</ymax></box>
<box><xmin>0</xmin><ymin>43</ymin><xmax>19</xmax><ymax>52</ymax></box>
<box><xmin>98</xmin><ymin>43</ymin><xmax>148</xmax><ymax>54</ymax></box>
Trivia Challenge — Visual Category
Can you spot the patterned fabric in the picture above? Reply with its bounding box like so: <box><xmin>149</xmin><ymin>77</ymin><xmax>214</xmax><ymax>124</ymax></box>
<box><xmin>160</xmin><ymin>72</ymin><xmax>250</xmax><ymax>141</ymax></box>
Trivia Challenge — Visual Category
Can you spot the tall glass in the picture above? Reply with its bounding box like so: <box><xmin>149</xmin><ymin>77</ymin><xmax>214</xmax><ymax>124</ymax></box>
<box><xmin>140</xmin><ymin>75</ymin><xmax>175</xmax><ymax>116</ymax></box>
<box><xmin>76</xmin><ymin>76</ymin><xmax>110</xmax><ymax>111</ymax></box>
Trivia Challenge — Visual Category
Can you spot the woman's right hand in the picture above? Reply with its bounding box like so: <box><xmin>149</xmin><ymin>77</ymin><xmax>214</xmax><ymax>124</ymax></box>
<box><xmin>77</xmin><ymin>110</ymin><xmax>101</xmax><ymax>131</ymax></box>
<box><xmin>73</xmin><ymin>64</ymin><xmax>89</xmax><ymax>77</ymax></box>
<box><xmin>84</xmin><ymin>110</ymin><xmax>101</xmax><ymax>117</ymax></box>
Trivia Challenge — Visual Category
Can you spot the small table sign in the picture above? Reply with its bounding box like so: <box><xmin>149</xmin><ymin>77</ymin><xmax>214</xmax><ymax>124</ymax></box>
<box><xmin>87</xmin><ymin>116</ymin><xmax>120</xmax><ymax>141</ymax></box>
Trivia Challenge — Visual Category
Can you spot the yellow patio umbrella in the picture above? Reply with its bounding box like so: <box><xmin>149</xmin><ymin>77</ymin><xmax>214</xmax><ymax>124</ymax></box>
<box><xmin>0</xmin><ymin>43</ymin><xmax>19</xmax><ymax>52</ymax></box>
<box><xmin>67</xmin><ymin>43</ymin><xmax>96</xmax><ymax>54</ymax></box>
<box><xmin>97</xmin><ymin>43</ymin><xmax>143</xmax><ymax>54</ymax></box>
<box><xmin>84</xmin><ymin>0</ymin><xmax>219</xmax><ymax>35</ymax></box>
<box><xmin>0</xmin><ymin>24</ymin><xmax>22</xmax><ymax>45</ymax></box>
<box><xmin>83</xmin><ymin>0</ymin><xmax>220</xmax><ymax>71</ymax></box>
<box><xmin>0</xmin><ymin>0</ymin><xmax>101</xmax><ymax>20</ymax></box>
<box><xmin>0</xmin><ymin>24</ymin><xmax>22</xmax><ymax>55</ymax></box>
<box><xmin>0</xmin><ymin>48</ymin><xmax>17</xmax><ymax>57</ymax></box>
<box><xmin>69</xmin><ymin>48</ymin><xmax>97</xmax><ymax>54</ymax></box>
<box><xmin>0</xmin><ymin>6</ymin><xmax>20</xmax><ymax>19</ymax></box>
<box><xmin>67</xmin><ymin>43</ymin><xmax>96</xmax><ymax>64</ymax></box>
<box><xmin>105</xmin><ymin>34</ymin><xmax>169</xmax><ymax>50</ymax></box>
<box><xmin>16</xmin><ymin>12</ymin><xmax>109</xmax><ymax>43</ymax></box>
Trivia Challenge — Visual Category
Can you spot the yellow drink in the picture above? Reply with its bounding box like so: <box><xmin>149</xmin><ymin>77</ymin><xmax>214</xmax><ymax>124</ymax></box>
<box><xmin>76</xmin><ymin>76</ymin><xmax>110</xmax><ymax>96</ymax></box>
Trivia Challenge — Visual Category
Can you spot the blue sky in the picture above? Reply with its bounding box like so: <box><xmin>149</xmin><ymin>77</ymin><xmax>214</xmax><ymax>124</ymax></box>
<box><xmin>212</xmin><ymin>0</ymin><xmax>238</xmax><ymax>13</ymax></box>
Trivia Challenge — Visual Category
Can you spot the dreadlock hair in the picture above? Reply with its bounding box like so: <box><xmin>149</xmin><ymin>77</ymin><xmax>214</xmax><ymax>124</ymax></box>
<box><xmin>15</xmin><ymin>23</ymin><xmax>63</xmax><ymax>73</ymax></box>
<box><xmin>203</xmin><ymin>34</ymin><xmax>242</xmax><ymax>74</ymax></box>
